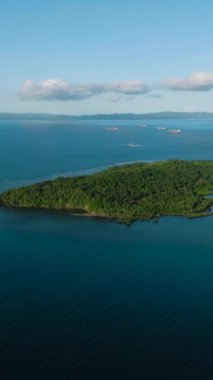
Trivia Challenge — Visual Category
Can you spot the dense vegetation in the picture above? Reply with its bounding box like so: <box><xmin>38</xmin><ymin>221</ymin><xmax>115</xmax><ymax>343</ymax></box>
<box><xmin>1</xmin><ymin>160</ymin><xmax>213</xmax><ymax>223</ymax></box>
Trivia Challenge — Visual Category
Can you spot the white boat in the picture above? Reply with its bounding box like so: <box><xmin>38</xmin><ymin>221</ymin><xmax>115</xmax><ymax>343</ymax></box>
<box><xmin>105</xmin><ymin>127</ymin><xmax>118</xmax><ymax>131</ymax></box>
<box><xmin>157</xmin><ymin>126</ymin><xmax>167</xmax><ymax>130</ymax></box>
<box><xmin>169</xmin><ymin>129</ymin><xmax>181</xmax><ymax>134</ymax></box>
<box><xmin>128</xmin><ymin>143</ymin><xmax>141</xmax><ymax>147</ymax></box>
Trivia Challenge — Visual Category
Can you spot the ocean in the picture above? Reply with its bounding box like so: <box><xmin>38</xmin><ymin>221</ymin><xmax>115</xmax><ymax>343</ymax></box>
<box><xmin>1</xmin><ymin>118</ymin><xmax>213</xmax><ymax>379</ymax></box>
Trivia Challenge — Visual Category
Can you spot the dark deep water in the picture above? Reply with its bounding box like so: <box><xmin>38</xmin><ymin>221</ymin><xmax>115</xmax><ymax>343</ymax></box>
<box><xmin>1</xmin><ymin>119</ymin><xmax>213</xmax><ymax>379</ymax></box>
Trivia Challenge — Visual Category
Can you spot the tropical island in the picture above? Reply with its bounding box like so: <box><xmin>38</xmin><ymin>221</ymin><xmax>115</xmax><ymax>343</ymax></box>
<box><xmin>1</xmin><ymin>160</ymin><xmax>213</xmax><ymax>224</ymax></box>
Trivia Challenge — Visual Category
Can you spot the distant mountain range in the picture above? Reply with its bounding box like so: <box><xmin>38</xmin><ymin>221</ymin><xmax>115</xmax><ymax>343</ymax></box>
<box><xmin>1</xmin><ymin>112</ymin><xmax>213</xmax><ymax>121</ymax></box>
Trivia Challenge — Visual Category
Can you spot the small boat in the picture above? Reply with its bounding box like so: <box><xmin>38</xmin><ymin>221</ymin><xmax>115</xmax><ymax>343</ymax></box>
<box><xmin>105</xmin><ymin>127</ymin><xmax>118</xmax><ymax>132</ymax></box>
<box><xmin>169</xmin><ymin>129</ymin><xmax>181</xmax><ymax>134</ymax></box>
<box><xmin>157</xmin><ymin>126</ymin><xmax>167</xmax><ymax>130</ymax></box>
<box><xmin>128</xmin><ymin>143</ymin><xmax>141</xmax><ymax>147</ymax></box>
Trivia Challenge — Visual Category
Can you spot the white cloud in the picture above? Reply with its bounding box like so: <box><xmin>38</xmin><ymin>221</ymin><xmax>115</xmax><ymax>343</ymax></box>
<box><xmin>161</xmin><ymin>72</ymin><xmax>213</xmax><ymax>91</ymax></box>
<box><xmin>18</xmin><ymin>79</ymin><xmax>150</xmax><ymax>101</ymax></box>
<box><xmin>17</xmin><ymin>72</ymin><xmax>213</xmax><ymax>102</ymax></box>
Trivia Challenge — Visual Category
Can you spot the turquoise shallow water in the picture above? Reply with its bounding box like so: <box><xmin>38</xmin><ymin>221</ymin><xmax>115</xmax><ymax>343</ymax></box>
<box><xmin>1</xmin><ymin>119</ymin><xmax>213</xmax><ymax>379</ymax></box>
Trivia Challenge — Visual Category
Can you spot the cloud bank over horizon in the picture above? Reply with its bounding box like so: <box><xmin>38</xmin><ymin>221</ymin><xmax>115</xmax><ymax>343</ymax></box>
<box><xmin>18</xmin><ymin>79</ymin><xmax>151</xmax><ymax>101</ymax></box>
<box><xmin>161</xmin><ymin>72</ymin><xmax>213</xmax><ymax>91</ymax></box>
<box><xmin>17</xmin><ymin>72</ymin><xmax>213</xmax><ymax>102</ymax></box>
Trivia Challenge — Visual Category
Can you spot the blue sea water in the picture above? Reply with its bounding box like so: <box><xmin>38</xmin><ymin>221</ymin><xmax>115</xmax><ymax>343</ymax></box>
<box><xmin>1</xmin><ymin>118</ymin><xmax>213</xmax><ymax>379</ymax></box>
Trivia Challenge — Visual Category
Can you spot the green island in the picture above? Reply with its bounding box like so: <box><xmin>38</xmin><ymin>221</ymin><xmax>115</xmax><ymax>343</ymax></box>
<box><xmin>1</xmin><ymin>160</ymin><xmax>213</xmax><ymax>224</ymax></box>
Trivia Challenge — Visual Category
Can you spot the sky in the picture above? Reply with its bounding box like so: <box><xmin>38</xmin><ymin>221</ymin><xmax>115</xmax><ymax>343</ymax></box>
<box><xmin>1</xmin><ymin>0</ymin><xmax>213</xmax><ymax>115</ymax></box>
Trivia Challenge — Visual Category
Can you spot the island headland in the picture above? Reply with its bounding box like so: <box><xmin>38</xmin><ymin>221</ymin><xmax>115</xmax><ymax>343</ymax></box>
<box><xmin>1</xmin><ymin>160</ymin><xmax>213</xmax><ymax>224</ymax></box>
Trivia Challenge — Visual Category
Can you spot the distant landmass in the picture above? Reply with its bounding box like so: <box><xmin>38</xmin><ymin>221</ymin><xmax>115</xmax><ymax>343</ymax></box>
<box><xmin>1</xmin><ymin>112</ymin><xmax>213</xmax><ymax>121</ymax></box>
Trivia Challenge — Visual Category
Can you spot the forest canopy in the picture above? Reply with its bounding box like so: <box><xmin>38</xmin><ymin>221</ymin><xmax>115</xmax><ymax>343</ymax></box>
<box><xmin>1</xmin><ymin>160</ymin><xmax>213</xmax><ymax>223</ymax></box>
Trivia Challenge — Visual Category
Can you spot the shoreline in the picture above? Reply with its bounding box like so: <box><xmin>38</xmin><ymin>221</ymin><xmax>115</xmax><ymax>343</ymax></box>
<box><xmin>0</xmin><ymin>159</ymin><xmax>156</xmax><ymax>193</ymax></box>
<box><xmin>1</xmin><ymin>160</ymin><xmax>213</xmax><ymax>225</ymax></box>
<box><xmin>1</xmin><ymin>204</ymin><xmax>213</xmax><ymax>224</ymax></box>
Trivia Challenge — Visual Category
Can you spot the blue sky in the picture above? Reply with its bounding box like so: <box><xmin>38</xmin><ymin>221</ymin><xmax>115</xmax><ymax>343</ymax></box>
<box><xmin>1</xmin><ymin>0</ymin><xmax>213</xmax><ymax>114</ymax></box>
